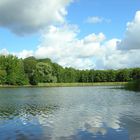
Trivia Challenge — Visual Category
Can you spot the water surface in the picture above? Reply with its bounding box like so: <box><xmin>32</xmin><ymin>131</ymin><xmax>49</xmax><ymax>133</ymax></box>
<box><xmin>0</xmin><ymin>86</ymin><xmax>140</xmax><ymax>140</ymax></box>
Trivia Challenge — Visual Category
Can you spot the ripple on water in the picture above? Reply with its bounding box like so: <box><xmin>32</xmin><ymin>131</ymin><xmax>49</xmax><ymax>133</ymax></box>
<box><xmin>0</xmin><ymin>86</ymin><xmax>140</xmax><ymax>140</ymax></box>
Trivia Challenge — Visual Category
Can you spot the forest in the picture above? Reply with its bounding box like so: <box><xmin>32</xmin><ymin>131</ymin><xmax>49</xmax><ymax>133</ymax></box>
<box><xmin>0</xmin><ymin>55</ymin><xmax>140</xmax><ymax>85</ymax></box>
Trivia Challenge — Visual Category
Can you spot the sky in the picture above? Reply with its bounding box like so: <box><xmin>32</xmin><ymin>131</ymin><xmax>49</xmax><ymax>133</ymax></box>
<box><xmin>0</xmin><ymin>0</ymin><xmax>140</xmax><ymax>69</ymax></box>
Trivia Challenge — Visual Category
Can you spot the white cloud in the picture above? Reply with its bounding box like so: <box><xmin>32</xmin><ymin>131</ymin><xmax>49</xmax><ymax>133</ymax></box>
<box><xmin>0</xmin><ymin>48</ymin><xmax>9</xmax><ymax>55</ymax></box>
<box><xmin>83</xmin><ymin>33</ymin><xmax>106</xmax><ymax>43</ymax></box>
<box><xmin>118</xmin><ymin>11</ymin><xmax>140</xmax><ymax>50</ymax></box>
<box><xmin>86</xmin><ymin>16</ymin><xmax>103</xmax><ymax>24</ymax></box>
<box><xmin>1</xmin><ymin>20</ymin><xmax>140</xmax><ymax>69</ymax></box>
<box><xmin>0</xmin><ymin>7</ymin><xmax>140</xmax><ymax>69</ymax></box>
<box><xmin>86</xmin><ymin>16</ymin><xmax>111</xmax><ymax>24</ymax></box>
<box><xmin>0</xmin><ymin>48</ymin><xmax>34</xmax><ymax>59</ymax></box>
<box><xmin>33</xmin><ymin>22</ymin><xmax>140</xmax><ymax>69</ymax></box>
<box><xmin>16</xmin><ymin>50</ymin><xmax>33</xmax><ymax>59</ymax></box>
<box><xmin>34</xmin><ymin>24</ymin><xmax>107</xmax><ymax>69</ymax></box>
<box><xmin>1</xmin><ymin>22</ymin><xmax>140</xmax><ymax>69</ymax></box>
<box><xmin>103</xmin><ymin>50</ymin><xmax>140</xmax><ymax>69</ymax></box>
<box><xmin>0</xmin><ymin>0</ymin><xmax>72</xmax><ymax>35</ymax></box>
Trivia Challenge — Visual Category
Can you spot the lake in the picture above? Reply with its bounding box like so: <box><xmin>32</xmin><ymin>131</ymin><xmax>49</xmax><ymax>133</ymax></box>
<box><xmin>0</xmin><ymin>86</ymin><xmax>140</xmax><ymax>140</ymax></box>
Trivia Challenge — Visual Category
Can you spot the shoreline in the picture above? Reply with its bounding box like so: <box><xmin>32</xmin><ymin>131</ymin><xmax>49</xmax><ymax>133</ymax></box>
<box><xmin>0</xmin><ymin>82</ymin><xmax>127</xmax><ymax>88</ymax></box>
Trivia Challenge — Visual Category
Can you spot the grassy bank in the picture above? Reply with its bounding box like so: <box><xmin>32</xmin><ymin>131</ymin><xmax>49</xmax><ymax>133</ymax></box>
<box><xmin>0</xmin><ymin>85</ymin><xmax>33</xmax><ymax>88</ymax></box>
<box><xmin>38</xmin><ymin>82</ymin><xmax>127</xmax><ymax>87</ymax></box>
<box><xmin>0</xmin><ymin>82</ymin><xmax>127</xmax><ymax>88</ymax></box>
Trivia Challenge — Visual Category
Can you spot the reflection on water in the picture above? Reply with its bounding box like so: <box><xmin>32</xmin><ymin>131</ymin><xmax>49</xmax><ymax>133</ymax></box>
<box><xmin>0</xmin><ymin>86</ymin><xmax>140</xmax><ymax>140</ymax></box>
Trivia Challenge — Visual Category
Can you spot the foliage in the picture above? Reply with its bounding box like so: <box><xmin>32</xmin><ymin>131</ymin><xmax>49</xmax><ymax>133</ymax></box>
<box><xmin>0</xmin><ymin>69</ymin><xmax>7</xmax><ymax>84</ymax></box>
<box><xmin>0</xmin><ymin>55</ymin><xmax>29</xmax><ymax>85</ymax></box>
<box><xmin>125</xmin><ymin>79</ymin><xmax>140</xmax><ymax>91</ymax></box>
<box><xmin>36</xmin><ymin>62</ymin><xmax>57</xmax><ymax>83</ymax></box>
<box><xmin>0</xmin><ymin>55</ymin><xmax>140</xmax><ymax>86</ymax></box>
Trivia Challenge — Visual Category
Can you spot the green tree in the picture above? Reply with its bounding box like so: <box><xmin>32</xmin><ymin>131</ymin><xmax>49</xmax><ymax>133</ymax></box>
<box><xmin>132</xmin><ymin>68</ymin><xmax>140</xmax><ymax>80</ymax></box>
<box><xmin>106</xmin><ymin>70</ymin><xmax>117</xmax><ymax>82</ymax></box>
<box><xmin>0</xmin><ymin>69</ymin><xmax>7</xmax><ymax>84</ymax></box>
<box><xmin>116</xmin><ymin>69</ymin><xmax>132</xmax><ymax>82</ymax></box>
<box><xmin>23</xmin><ymin>57</ymin><xmax>37</xmax><ymax>85</ymax></box>
<box><xmin>36</xmin><ymin>62</ymin><xmax>57</xmax><ymax>83</ymax></box>
<box><xmin>0</xmin><ymin>55</ymin><xmax>28</xmax><ymax>85</ymax></box>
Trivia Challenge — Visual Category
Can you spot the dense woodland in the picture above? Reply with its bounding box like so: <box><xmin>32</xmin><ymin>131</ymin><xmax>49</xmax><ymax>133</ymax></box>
<box><xmin>0</xmin><ymin>55</ymin><xmax>140</xmax><ymax>85</ymax></box>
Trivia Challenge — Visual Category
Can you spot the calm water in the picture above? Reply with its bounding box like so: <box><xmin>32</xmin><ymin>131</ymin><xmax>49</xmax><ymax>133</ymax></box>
<box><xmin>0</xmin><ymin>86</ymin><xmax>140</xmax><ymax>140</ymax></box>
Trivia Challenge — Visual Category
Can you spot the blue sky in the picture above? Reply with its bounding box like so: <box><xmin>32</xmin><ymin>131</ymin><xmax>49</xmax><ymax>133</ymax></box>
<box><xmin>0</xmin><ymin>28</ymin><xmax>39</xmax><ymax>52</ymax></box>
<box><xmin>0</xmin><ymin>0</ymin><xmax>139</xmax><ymax>51</ymax></box>
<box><xmin>67</xmin><ymin>0</ymin><xmax>140</xmax><ymax>38</ymax></box>
<box><xmin>0</xmin><ymin>0</ymin><xmax>140</xmax><ymax>69</ymax></box>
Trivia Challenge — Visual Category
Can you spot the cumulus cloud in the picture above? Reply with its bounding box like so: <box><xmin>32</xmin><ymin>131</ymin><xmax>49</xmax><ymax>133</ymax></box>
<box><xmin>86</xmin><ymin>16</ymin><xmax>111</xmax><ymax>24</ymax></box>
<box><xmin>1</xmin><ymin>22</ymin><xmax>140</xmax><ymax>69</ymax></box>
<box><xmin>83</xmin><ymin>33</ymin><xmax>105</xmax><ymax>43</ymax></box>
<box><xmin>0</xmin><ymin>5</ymin><xmax>140</xmax><ymax>69</ymax></box>
<box><xmin>103</xmin><ymin>50</ymin><xmax>140</xmax><ymax>69</ymax></box>
<box><xmin>0</xmin><ymin>0</ymin><xmax>72</xmax><ymax>35</ymax></box>
<box><xmin>0</xmin><ymin>48</ymin><xmax>34</xmax><ymax>59</ymax></box>
<box><xmin>34</xmin><ymin>25</ymin><xmax>107</xmax><ymax>69</ymax></box>
<box><xmin>0</xmin><ymin>48</ymin><xmax>9</xmax><ymax>55</ymax></box>
<box><xmin>118</xmin><ymin>11</ymin><xmax>140</xmax><ymax>50</ymax></box>
<box><xmin>16</xmin><ymin>50</ymin><xmax>33</xmax><ymax>59</ymax></box>
<box><xmin>33</xmin><ymin>22</ymin><xmax>140</xmax><ymax>69</ymax></box>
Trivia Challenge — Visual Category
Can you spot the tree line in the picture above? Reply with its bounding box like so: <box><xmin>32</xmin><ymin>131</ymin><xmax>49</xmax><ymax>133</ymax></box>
<box><xmin>0</xmin><ymin>55</ymin><xmax>139</xmax><ymax>85</ymax></box>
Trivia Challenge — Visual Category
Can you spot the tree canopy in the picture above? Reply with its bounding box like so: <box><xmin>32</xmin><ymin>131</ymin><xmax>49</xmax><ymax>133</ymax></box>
<box><xmin>0</xmin><ymin>55</ymin><xmax>139</xmax><ymax>85</ymax></box>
